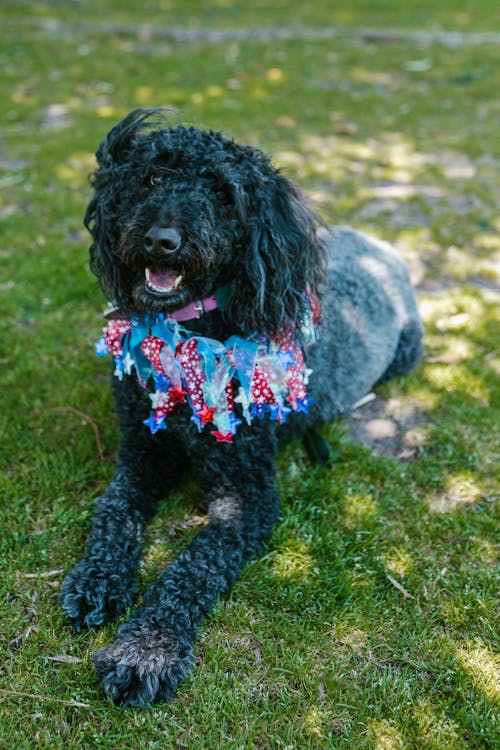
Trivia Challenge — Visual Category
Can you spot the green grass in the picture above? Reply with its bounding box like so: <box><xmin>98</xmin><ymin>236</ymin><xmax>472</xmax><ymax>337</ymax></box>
<box><xmin>0</xmin><ymin>2</ymin><xmax>498</xmax><ymax>748</ymax></box>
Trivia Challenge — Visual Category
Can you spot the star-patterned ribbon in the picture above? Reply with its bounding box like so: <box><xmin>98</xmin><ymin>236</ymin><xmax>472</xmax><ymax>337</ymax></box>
<box><xmin>96</xmin><ymin>305</ymin><xmax>318</xmax><ymax>444</ymax></box>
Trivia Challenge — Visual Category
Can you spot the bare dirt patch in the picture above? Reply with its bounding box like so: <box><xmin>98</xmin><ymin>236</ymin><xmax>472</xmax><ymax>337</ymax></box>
<box><xmin>346</xmin><ymin>393</ymin><xmax>430</xmax><ymax>459</ymax></box>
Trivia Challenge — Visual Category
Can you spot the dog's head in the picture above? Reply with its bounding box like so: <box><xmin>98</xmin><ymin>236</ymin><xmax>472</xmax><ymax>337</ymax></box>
<box><xmin>85</xmin><ymin>108</ymin><xmax>325</xmax><ymax>335</ymax></box>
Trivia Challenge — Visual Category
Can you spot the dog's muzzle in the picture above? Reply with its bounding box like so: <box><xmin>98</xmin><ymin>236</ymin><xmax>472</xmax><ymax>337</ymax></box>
<box><xmin>143</xmin><ymin>225</ymin><xmax>184</xmax><ymax>296</ymax></box>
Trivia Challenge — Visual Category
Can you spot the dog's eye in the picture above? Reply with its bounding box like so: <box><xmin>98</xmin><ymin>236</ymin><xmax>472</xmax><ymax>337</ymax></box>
<box><xmin>215</xmin><ymin>188</ymin><xmax>230</xmax><ymax>204</ymax></box>
<box><xmin>147</xmin><ymin>174</ymin><xmax>164</xmax><ymax>188</ymax></box>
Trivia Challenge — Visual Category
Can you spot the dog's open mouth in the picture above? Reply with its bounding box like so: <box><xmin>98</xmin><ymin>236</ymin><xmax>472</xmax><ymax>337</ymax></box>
<box><xmin>144</xmin><ymin>267</ymin><xmax>184</xmax><ymax>297</ymax></box>
<box><xmin>133</xmin><ymin>264</ymin><xmax>194</xmax><ymax>314</ymax></box>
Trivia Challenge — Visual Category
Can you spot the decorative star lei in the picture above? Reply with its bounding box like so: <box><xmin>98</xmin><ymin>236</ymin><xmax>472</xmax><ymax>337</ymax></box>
<box><xmin>96</xmin><ymin>303</ymin><xmax>319</xmax><ymax>444</ymax></box>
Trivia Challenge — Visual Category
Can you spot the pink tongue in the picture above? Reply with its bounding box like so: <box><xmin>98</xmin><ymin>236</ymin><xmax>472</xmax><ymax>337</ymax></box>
<box><xmin>147</xmin><ymin>268</ymin><xmax>178</xmax><ymax>291</ymax></box>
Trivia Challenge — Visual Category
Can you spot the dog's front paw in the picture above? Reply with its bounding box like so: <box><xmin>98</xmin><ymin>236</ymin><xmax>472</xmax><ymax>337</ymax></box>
<box><xmin>92</xmin><ymin>626</ymin><xmax>194</xmax><ymax>707</ymax></box>
<box><xmin>60</xmin><ymin>556</ymin><xmax>138</xmax><ymax>632</ymax></box>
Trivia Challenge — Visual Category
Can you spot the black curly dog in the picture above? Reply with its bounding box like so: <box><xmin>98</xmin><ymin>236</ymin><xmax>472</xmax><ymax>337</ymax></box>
<box><xmin>60</xmin><ymin>109</ymin><xmax>423</xmax><ymax>707</ymax></box>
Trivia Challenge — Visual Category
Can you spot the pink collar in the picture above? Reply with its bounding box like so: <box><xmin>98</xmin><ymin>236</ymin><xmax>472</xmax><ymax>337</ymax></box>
<box><xmin>104</xmin><ymin>294</ymin><xmax>219</xmax><ymax>323</ymax></box>
<box><xmin>168</xmin><ymin>294</ymin><xmax>218</xmax><ymax>322</ymax></box>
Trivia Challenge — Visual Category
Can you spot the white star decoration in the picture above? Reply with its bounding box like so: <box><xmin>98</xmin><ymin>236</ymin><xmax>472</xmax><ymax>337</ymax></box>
<box><xmin>304</xmin><ymin>368</ymin><xmax>313</xmax><ymax>383</ymax></box>
<box><xmin>235</xmin><ymin>387</ymin><xmax>250</xmax><ymax>409</ymax></box>
<box><xmin>122</xmin><ymin>352</ymin><xmax>136</xmax><ymax>375</ymax></box>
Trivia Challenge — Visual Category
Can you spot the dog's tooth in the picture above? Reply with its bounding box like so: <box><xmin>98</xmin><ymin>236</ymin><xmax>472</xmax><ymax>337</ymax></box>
<box><xmin>145</xmin><ymin>268</ymin><xmax>151</xmax><ymax>282</ymax></box>
<box><xmin>174</xmin><ymin>274</ymin><xmax>183</xmax><ymax>289</ymax></box>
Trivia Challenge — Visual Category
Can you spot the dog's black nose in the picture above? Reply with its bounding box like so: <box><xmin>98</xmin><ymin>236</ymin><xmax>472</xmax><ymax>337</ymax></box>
<box><xmin>144</xmin><ymin>226</ymin><xmax>181</xmax><ymax>256</ymax></box>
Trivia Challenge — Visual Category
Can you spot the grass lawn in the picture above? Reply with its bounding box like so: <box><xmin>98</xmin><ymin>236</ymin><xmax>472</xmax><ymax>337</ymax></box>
<box><xmin>0</xmin><ymin>2</ymin><xmax>498</xmax><ymax>748</ymax></box>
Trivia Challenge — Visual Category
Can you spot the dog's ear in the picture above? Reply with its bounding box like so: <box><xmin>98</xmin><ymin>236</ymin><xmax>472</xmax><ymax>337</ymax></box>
<box><xmin>225</xmin><ymin>173</ymin><xmax>324</xmax><ymax>336</ymax></box>
<box><xmin>85</xmin><ymin>109</ymin><xmax>161</xmax><ymax>304</ymax></box>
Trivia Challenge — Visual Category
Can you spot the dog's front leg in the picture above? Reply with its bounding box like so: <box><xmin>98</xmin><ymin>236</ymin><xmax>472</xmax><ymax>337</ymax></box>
<box><xmin>60</xmin><ymin>434</ymin><xmax>187</xmax><ymax>632</ymax></box>
<box><xmin>92</xmin><ymin>431</ymin><xmax>279</xmax><ymax>707</ymax></box>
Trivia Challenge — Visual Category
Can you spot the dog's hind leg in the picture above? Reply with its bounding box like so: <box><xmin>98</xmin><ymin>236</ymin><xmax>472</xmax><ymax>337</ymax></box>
<box><xmin>92</xmin><ymin>427</ymin><xmax>279</xmax><ymax>707</ymax></box>
<box><xmin>60</xmin><ymin>378</ymin><xmax>188</xmax><ymax>632</ymax></box>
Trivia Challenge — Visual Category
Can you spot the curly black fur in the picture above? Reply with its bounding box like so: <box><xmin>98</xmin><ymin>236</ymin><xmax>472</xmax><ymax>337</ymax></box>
<box><xmin>60</xmin><ymin>109</ymin><xmax>423</xmax><ymax>707</ymax></box>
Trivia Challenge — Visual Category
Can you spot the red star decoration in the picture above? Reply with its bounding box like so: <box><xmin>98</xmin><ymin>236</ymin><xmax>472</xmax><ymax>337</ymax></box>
<box><xmin>168</xmin><ymin>385</ymin><xmax>188</xmax><ymax>404</ymax></box>
<box><xmin>212</xmin><ymin>430</ymin><xmax>233</xmax><ymax>444</ymax></box>
<box><xmin>197</xmin><ymin>404</ymin><xmax>217</xmax><ymax>426</ymax></box>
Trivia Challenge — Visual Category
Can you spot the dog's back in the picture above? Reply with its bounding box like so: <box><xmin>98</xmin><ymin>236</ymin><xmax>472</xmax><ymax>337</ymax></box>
<box><xmin>305</xmin><ymin>226</ymin><xmax>423</xmax><ymax>424</ymax></box>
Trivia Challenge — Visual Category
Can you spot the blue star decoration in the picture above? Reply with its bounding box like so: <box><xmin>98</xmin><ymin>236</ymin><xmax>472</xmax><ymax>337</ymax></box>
<box><xmin>95</xmin><ymin>336</ymin><xmax>109</xmax><ymax>356</ymax></box>
<box><xmin>153</xmin><ymin>371</ymin><xmax>170</xmax><ymax>392</ymax></box>
<box><xmin>229</xmin><ymin>413</ymin><xmax>243</xmax><ymax>433</ymax></box>
<box><xmin>294</xmin><ymin>397</ymin><xmax>312</xmax><ymax>413</ymax></box>
<box><xmin>267</xmin><ymin>403</ymin><xmax>281</xmax><ymax>421</ymax></box>
<box><xmin>277</xmin><ymin>350</ymin><xmax>296</xmax><ymax>370</ymax></box>
<box><xmin>190</xmin><ymin>413</ymin><xmax>202</xmax><ymax>430</ymax></box>
<box><xmin>113</xmin><ymin>356</ymin><xmax>125</xmax><ymax>380</ymax></box>
<box><xmin>143</xmin><ymin>412</ymin><xmax>167</xmax><ymax>434</ymax></box>
<box><xmin>251</xmin><ymin>403</ymin><xmax>268</xmax><ymax>419</ymax></box>
<box><xmin>269</xmin><ymin>403</ymin><xmax>293</xmax><ymax>423</ymax></box>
